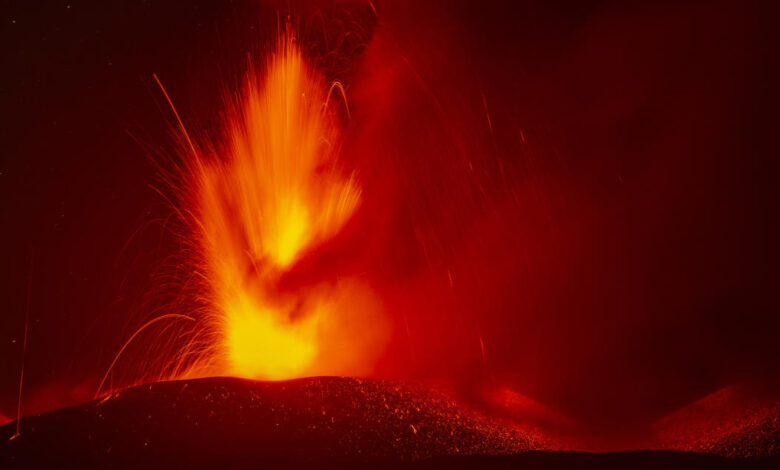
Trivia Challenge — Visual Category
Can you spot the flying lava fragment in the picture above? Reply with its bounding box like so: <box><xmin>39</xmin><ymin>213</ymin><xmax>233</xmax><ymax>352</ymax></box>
<box><xmin>175</xmin><ymin>32</ymin><xmax>388</xmax><ymax>381</ymax></box>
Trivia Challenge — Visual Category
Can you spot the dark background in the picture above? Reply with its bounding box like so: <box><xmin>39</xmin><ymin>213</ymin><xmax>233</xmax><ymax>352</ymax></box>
<box><xmin>1</xmin><ymin>0</ymin><xmax>778</xmax><ymax>442</ymax></box>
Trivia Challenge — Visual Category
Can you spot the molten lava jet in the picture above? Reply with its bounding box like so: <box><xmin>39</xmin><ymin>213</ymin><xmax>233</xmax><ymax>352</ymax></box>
<box><xmin>178</xmin><ymin>33</ymin><xmax>388</xmax><ymax>381</ymax></box>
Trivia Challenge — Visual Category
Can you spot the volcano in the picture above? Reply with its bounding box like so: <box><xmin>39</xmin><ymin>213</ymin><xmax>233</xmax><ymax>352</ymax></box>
<box><xmin>2</xmin><ymin>377</ymin><xmax>539</xmax><ymax>467</ymax></box>
<box><xmin>3</xmin><ymin>1</ymin><xmax>780</xmax><ymax>468</ymax></box>
<box><xmin>2</xmin><ymin>377</ymin><xmax>778</xmax><ymax>469</ymax></box>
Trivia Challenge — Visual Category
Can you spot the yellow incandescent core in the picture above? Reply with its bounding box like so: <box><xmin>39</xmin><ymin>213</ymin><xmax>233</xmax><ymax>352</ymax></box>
<box><xmin>195</xmin><ymin>37</ymin><xmax>365</xmax><ymax>380</ymax></box>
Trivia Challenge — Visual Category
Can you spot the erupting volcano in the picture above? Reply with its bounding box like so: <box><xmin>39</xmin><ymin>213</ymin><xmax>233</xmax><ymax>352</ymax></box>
<box><xmin>2</xmin><ymin>1</ymin><xmax>780</xmax><ymax>468</ymax></box>
<box><xmin>173</xmin><ymin>31</ymin><xmax>387</xmax><ymax>382</ymax></box>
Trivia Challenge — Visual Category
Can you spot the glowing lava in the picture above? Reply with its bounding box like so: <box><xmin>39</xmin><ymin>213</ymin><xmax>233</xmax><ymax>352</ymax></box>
<box><xmin>185</xmin><ymin>34</ymin><xmax>387</xmax><ymax>380</ymax></box>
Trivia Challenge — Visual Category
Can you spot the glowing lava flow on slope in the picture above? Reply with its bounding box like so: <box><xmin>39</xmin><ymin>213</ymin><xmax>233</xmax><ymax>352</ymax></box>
<box><xmin>179</xmin><ymin>34</ymin><xmax>387</xmax><ymax>381</ymax></box>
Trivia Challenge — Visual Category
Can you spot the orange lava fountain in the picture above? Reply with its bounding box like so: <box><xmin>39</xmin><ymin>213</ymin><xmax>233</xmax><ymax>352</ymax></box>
<box><xmin>179</xmin><ymin>33</ymin><xmax>388</xmax><ymax>381</ymax></box>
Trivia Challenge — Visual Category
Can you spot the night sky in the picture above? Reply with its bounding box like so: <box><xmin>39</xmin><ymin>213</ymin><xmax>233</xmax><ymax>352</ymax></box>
<box><xmin>1</xmin><ymin>0</ymin><xmax>779</xmax><ymax>441</ymax></box>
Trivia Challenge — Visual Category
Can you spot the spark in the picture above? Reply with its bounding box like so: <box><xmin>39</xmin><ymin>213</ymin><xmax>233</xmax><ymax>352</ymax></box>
<box><xmin>95</xmin><ymin>314</ymin><xmax>195</xmax><ymax>399</ymax></box>
<box><xmin>9</xmin><ymin>251</ymin><xmax>33</xmax><ymax>441</ymax></box>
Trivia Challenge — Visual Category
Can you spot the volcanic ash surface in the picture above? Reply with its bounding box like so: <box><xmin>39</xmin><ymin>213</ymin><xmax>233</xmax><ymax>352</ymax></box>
<box><xmin>1</xmin><ymin>376</ymin><xmax>543</xmax><ymax>466</ymax></box>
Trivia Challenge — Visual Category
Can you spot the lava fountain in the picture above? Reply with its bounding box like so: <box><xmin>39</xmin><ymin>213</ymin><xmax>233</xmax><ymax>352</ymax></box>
<box><xmin>172</xmin><ymin>32</ymin><xmax>388</xmax><ymax>381</ymax></box>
